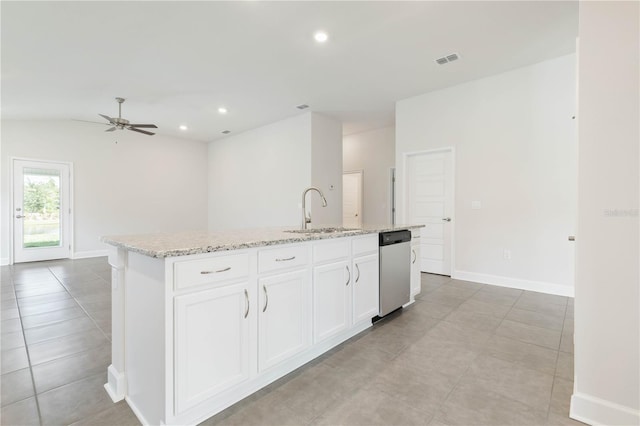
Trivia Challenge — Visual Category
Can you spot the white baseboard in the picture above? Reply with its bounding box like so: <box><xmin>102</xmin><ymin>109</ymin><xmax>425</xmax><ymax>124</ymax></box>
<box><xmin>0</xmin><ymin>258</ymin><xmax>9</xmax><ymax>266</ymax></box>
<box><xmin>571</xmin><ymin>392</ymin><xmax>640</xmax><ymax>426</ymax></box>
<box><xmin>452</xmin><ymin>270</ymin><xmax>574</xmax><ymax>297</ymax></box>
<box><xmin>73</xmin><ymin>250</ymin><xmax>109</xmax><ymax>260</ymax></box>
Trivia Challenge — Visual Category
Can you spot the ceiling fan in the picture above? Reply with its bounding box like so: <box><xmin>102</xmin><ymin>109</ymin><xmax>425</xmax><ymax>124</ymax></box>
<box><xmin>96</xmin><ymin>97</ymin><xmax>158</xmax><ymax>135</ymax></box>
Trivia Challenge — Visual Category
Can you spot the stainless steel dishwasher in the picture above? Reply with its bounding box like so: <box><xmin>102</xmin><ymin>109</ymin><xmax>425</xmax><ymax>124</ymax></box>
<box><xmin>378</xmin><ymin>230</ymin><xmax>411</xmax><ymax>317</ymax></box>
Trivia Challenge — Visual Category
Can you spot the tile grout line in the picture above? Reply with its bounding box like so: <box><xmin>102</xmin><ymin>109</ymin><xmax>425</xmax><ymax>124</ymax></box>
<box><xmin>502</xmin><ymin>290</ymin><xmax>562</xmax><ymax>421</ymax></box>
<box><xmin>494</xmin><ymin>290</ymin><xmax>568</xmax><ymax>353</ymax></box>
<box><xmin>9</xmin><ymin>271</ymin><xmax>45</xmax><ymax>426</ymax></box>
<box><xmin>7</xmin><ymin>260</ymin><xmax>112</xmax><ymax>426</ymax></box>
<box><xmin>439</xmin><ymin>286</ymin><xmax>559</xmax><ymax>422</ymax></box>
<box><xmin>48</xmin><ymin>267</ymin><xmax>112</xmax><ymax>343</ymax></box>
<box><xmin>546</xmin><ymin>298</ymin><xmax>569</xmax><ymax>420</ymax></box>
<box><xmin>419</xmin><ymin>277</ymin><xmax>486</xmax><ymax>423</ymax></box>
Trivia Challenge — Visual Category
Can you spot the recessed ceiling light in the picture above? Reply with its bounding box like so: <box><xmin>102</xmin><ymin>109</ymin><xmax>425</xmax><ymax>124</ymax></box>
<box><xmin>179</xmin><ymin>125</ymin><xmax>188</xmax><ymax>131</ymax></box>
<box><xmin>218</xmin><ymin>107</ymin><xmax>228</xmax><ymax>114</ymax></box>
<box><xmin>314</xmin><ymin>31</ymin><xmax>328</xmax><ymax>43</ymax></box>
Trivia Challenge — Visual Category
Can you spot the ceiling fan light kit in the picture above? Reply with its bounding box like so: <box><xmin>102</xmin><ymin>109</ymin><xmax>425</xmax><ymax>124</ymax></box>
<box><xmin>97</xmin><ymin>97</ymin><xmax>158</xmax><ymax>136</ymax></box>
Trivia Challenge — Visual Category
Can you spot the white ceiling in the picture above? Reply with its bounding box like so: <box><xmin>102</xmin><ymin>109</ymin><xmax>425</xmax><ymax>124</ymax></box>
<box><xmin>1</xmin><ymin>1</ymin><xmax>578</xmax><ymax>142</ymax></box>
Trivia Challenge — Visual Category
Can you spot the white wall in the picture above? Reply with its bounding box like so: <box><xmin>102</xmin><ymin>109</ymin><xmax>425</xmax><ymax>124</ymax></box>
<box><xmin>571</xmin><ymin>2</ymin><xmax>639</xmax><ymax>425</ymax></box>
<box><xmin>311</xmin><ymin>113</ymin><xmax>343</xmax><ymax>226</ymax></box>
<box><xmin>343</xmin><ymin>127</ymin><xmax>395</xmax><ymax>225</ymax></box>
<box><xmin>207</xmin><ymin>113</ymin><xmax>311</xmax><ymax>230</ymax></box>
<box><xmin>396</xmin><ymin>54</ymin><xmax>577</xmax><ymax>296</ymax></box>
<box><xmin>1</xmin><ymin>120</ymin><xmax>209</xmax><ymax>262</ymax></box>
<box><xmin>208</xmin><ymin>112</ymin><xmax>343</xmax><ymax>230</ymax></box>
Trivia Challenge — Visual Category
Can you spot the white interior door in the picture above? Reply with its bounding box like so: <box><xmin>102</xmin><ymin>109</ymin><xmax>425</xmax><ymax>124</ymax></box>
<box><xmin>406</xmin><ymin>150</ymin><xmax>453</xmax><ymax>275</ymax></box>
<box><xmin>343</xmin><ymin>171</ymin><xmax>363</xmax><ymax>228</ymax></box>
<box><xmin>13</xmin><ymin>159</ymin><xmax>71</xmax><ymax>263</ymax></box>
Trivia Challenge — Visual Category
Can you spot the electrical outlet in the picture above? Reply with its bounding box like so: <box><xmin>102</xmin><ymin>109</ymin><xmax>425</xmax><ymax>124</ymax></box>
<box><xmin>503</xmin><ymin>249</ymin><xmax>512</xmax><ymax>260</ymax></box>
<box><xmin>471</xmin><ymin>201</ymin><xmax>482</xmax><ymax>210</ymax></box>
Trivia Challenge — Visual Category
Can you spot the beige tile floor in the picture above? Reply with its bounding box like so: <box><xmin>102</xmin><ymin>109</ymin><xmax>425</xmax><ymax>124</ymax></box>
<box><xmin>1</xmin><ymin>258</ymin><xmax>583</xmax><ymax>426</ymax></box>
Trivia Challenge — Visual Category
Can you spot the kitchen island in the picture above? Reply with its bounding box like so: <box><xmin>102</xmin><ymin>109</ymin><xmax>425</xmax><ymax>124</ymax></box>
<box><xmin>101</xmin><ymin>225</ymin><xmax>422</xmax><ymax>426</ymax></box>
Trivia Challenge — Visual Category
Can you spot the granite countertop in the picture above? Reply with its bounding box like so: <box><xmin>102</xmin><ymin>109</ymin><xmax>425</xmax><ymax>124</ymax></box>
<box><xmin>101</xmin><ymin>224</ymin><xmax>423</xmax><ymax>259</ymax></box>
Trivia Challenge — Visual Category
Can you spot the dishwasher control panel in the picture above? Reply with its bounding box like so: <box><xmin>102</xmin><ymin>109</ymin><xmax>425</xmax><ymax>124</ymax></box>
<box><xmin>379</xmin><ymin>230</ymin><xmax>411</xmax><ymax>246</ymax></box>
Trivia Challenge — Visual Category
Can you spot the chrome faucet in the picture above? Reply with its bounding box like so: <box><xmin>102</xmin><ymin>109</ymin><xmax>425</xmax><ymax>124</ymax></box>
<box><xmin>301</xmin><ymin>187</ymin><xmax>327</xmax><ymax>230</ymax></box>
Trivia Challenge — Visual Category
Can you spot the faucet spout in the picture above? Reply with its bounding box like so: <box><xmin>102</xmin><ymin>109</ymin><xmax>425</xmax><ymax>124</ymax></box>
<box><xmin>301</xmin><ymin>187</ymin><xmax>327</xmax><ymax>229</ymax></box>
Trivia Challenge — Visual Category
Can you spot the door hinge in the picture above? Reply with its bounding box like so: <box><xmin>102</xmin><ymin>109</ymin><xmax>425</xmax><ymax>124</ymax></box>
<box><xmin>69</xmin><ymin>208</ymin><xmax>71</xmax><ymax>214</ymax></box>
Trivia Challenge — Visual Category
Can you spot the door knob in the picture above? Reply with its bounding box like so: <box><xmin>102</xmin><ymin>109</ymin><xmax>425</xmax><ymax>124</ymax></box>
<box><xmin>568</xmin><ymin>236</ymin><xmax>575</xmax><ymax>241</ymax></box>
<box><xmin>442</xmin><ymin>217</ymin><xmax>452</xmax><ymax>222</ymax></box>
<box><xmin>15</xmin><ymin>215</ymin><xmax>25</xmax><ymax>219</ymax></box>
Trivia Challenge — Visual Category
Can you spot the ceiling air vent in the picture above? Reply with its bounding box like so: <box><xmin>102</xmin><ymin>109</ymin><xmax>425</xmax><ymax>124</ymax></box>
<box><xmin>296</xmin><ymin>104</ymin><xmax>309</xmax><ymax>110</ymax></box>
<box><xmin>435</xmin><ymin>53</ymin><xmax>460</xmax><ymax>65</ymax></box>
<box><xmin>221</xmin><ymin>130</ymin><xmax>231</xmax><ymax>134</ymax></box>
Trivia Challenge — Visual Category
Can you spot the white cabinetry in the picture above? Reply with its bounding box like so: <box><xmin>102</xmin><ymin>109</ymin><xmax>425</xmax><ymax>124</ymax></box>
<box><xmin>112</xmin><ymin>231</ymin><xmax>403</xmax><ymax>426</ymax></box>
<box><xmin>313</xmin><ymin>235</ymin><xmax>379</xmax><ymax>344</ymax></box>
<box><xmin>258</xmin><ymin>269</ymin><xmax>310</xmax><ymax>372</ymax></box>
<box><xmin>257</xmin><ymin>244</ymin><xmax>311</xmax><ymax>372</ymax></box>
<box><xmin>410</xmin><ymin>236</ymin><xmax>421</xmax><ymax>298</ymax></box>
<box><xmin>352</xmin><ymin>253</ymin><xmax>379</xmax><ymax>323</ymax></box>
<box><xmin>174</xmin><ymin>280</ymin><xmax>252</xmax><ymax>414</ymax></box>
<box><xmin>258</xmin><ymin>244</ymin><xmax>311</xmax><ymax>371</ymax></box>
<box><xmin>313</xmin><ymin>259</ymin><xmax>351</xmax><ymax>343</ymax></box>
<box><xmin>352</xmin><ymin>234</ymin><xmax>379</xmax><ymax>322</ymax></box>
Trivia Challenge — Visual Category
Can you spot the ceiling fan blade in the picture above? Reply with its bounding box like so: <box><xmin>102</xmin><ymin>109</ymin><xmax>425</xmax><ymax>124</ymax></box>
<box><xmin>127</xmin><ymin>124</ymin><xmax>158</xmax><ymax>129</ymax></box>
<box><xmin>105</xmin><ymin>127</ymin><xmax>117</xmax><ymax>132</ymax></box>
<box><xmin>128</xmin><ymin>127</ymin><xmax>155</xmax><ymax>136</ymax></box>
<box><xmin>72</xmin><ymin>119</ymin><xmax>110</xmax><ymax>125</ymax></box>
<box><xmin>98</xmin><ymin>113</ymin><xmax>114</xmax><ymax>122</ymax></box>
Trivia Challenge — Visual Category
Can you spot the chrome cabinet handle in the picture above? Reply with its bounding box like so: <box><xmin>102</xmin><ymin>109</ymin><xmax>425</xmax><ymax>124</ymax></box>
<box><xmin>244</xmin><ymin>289</ymin><xmax>249</xmax><ymax>319</ymax></box>
<box><xmin>275</xmin><ymin>256</ymin><xmax>295</xmax><ymax>262</ymax></box>
<box><xmin>201</xmin><ymin>267</ymin><xmax>231</xmax><ymax>274</ymax></box>
<box><xmin>262</xmin><ymin>285</ymin><xmax>269</xmax><ymax>313</ymax></box>
<box><xmin>15</xmin><ymin>215</ymin><xmax>25</xmax><ymax>219</ymax></box>
<box><xmin>412</xmin><ymin>249</ymin><xmax>416</xmax><ymax>264</ymax></box>
<box><xmin>442</xmin><ymin>217</ymin><xmax>452</xmax><ymax>222</ymax></box>
<box><xmin>355</xmin><ymin>264</ymin><xmax>360</xmax><ymax>283</ymax></box>
<box><xmin>346</xmin><ymin>265</ymin><xmax>351</xmax><ymax>286</ymax></box>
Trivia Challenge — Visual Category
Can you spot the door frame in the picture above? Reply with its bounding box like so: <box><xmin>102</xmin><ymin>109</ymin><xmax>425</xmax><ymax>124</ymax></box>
<box><xmin>10</xmin><ymin>157</ymin><xmax>74</xmax><ymax>265</ymax></box>
<box><xmin>402</xmin><ymin>147</ymin><xmax>456</xmax><ymax>276</ymax></box>
<box><xmin>342</xmin><ymin>170</ymin><xmax>363</xmax><ymax>228</ymax></box>
<box><xmin>389</xmin><ymin>168</ymin><xmax>396</xmax><ymax>225</ymax></box>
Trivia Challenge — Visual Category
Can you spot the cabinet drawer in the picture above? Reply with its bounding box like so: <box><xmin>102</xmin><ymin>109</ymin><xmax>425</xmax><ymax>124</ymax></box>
<box><xmin>174</xmin><ymin>254</ymin><xmax>249</xmax><ymax>290</ymax></box>
<box><xmin>259</xmin><ymin>245</ymin><xmax>308</xmax><ymax>274</ymax></box>
<box><xmin>313</xmin><ymin>239</ymin><xmax>350</xmax><ymax>264</ymax></box>
<box><xmin>352</xmin><ymin>234</ymin><xmax>378</xmax><ymax>256</ymax></box>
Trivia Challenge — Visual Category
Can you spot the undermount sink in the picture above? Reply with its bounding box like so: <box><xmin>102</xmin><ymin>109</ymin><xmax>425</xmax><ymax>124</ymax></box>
<box><xmin>285</xmin><ymin>227</ymin><xmax>360</xmax><ymax>234</ymax></box>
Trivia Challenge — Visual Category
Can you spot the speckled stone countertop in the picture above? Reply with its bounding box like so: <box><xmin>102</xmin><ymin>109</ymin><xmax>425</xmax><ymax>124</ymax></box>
<box><xmin>101</xmin><ymin>224</ymin><xmax>423</xmax><ymax>259</ymax></box>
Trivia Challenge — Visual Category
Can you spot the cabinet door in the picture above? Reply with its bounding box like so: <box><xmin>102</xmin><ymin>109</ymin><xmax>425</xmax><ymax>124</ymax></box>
<box><xmin>352</xmin><ymin>254</ymin><xmax>379</xmax><ymax>324</ymax></box>
<box><xmin>313</xmin><ymin>260</ymin><xmax>351</xmax><ymax>343</ymax></box>
<box><xmin>411</xmin><ymin>243</ymin><xmax>421</xmax><ymax>297</ymax></box>
<box><xmin>258</xmin><ymin>270</ymin><xmax>310</xmax><ymax>372</ymax></box>
<box><xmin>174</xmin><ymin>282</ymin><xmax>251</xmax><ymax>414</ymax></box>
